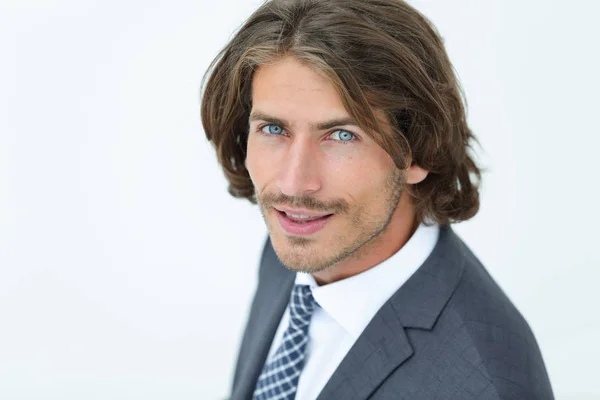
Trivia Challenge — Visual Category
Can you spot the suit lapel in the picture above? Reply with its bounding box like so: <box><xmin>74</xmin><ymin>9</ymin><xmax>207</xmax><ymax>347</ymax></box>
<box><xmin>230</xmin><ymin>238</ymin><xmax>295</xmax><ymax>400</ymax></box>
<box><xmin>317</xmin><ymin>224</ymin><xmax>466</xmax><ymax>400</ymax></box>
<box><xmin>316</xmin><ymin>301</ymin><xmax>414</xmax><ymax>399</ymax></box>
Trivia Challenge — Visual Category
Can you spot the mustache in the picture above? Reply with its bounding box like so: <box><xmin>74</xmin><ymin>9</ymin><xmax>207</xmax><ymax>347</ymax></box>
<box><xmin>258</xmin><ymin>192</ymin><xmax>349</xmax><ymax>214</ymax></box>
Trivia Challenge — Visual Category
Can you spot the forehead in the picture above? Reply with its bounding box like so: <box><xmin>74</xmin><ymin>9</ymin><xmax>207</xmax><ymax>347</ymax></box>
<box><xmin>250</xmin><ymin>57</ymin><xmax>349</xmax><ymax>120</ymax></box>
<box><xmin>249</xmin><ymin>56</ymin><xmax>394</xmax><ymax>139</ymax></box>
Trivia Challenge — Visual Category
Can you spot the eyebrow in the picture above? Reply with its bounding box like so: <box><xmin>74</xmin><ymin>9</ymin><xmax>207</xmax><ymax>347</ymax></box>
<box><xmin>248</xmin><ymin>111</ymin><xmax>360</xmax><ymax>131</ymax></box>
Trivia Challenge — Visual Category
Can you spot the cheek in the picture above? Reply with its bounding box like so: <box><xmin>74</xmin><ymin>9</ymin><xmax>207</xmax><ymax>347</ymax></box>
<box><xmin>323</xmin><ymin>160</ymin><xmax>371</xmax><ymax>199</ymax></box>
<box><xmin>245</xmin><ymin>137</ymin><xmax>274</xmax><ymax>186</ymax></box>
<box><xmin>333</xmin><ymin>160</ymin><xmax>394</xmax><ymax>204</ymax></box>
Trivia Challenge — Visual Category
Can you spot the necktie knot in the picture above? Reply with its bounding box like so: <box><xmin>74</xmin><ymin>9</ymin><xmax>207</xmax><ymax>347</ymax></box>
<box><xmin>289</xmin><ymin>284</ymin><xmax>317</xmax><ymax>325</ymax></box>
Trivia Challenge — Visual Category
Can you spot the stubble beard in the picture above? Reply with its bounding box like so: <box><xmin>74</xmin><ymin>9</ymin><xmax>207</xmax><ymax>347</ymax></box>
<box><xmin>256</xmin><ymin>168</ymin><xmax>406</xmax><ymax>275</ymax></box>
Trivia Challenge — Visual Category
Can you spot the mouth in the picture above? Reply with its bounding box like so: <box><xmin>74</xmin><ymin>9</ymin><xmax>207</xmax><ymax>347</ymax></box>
<box><xmin>274</xmin><ymin>209</ymin><xmax>334</xmax><ymax>236</ymax></box>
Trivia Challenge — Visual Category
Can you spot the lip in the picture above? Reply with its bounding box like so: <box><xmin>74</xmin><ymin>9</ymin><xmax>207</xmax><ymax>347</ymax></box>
<box><xmin>274</xmin><ymin>206</ymin><xmax>333</xmax><ymax>218</ymax></box>
<box><xmin>274</xmin><ymin>209</ymin><xmax>333</xmax><ymax>236</ymax></box>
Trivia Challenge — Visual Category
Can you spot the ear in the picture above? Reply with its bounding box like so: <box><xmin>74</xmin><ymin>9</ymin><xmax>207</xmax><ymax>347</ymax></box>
<box><xmin>406</xmin><ymin>162</ymin><xmax>429</xmax><ymax>184</ymax></box>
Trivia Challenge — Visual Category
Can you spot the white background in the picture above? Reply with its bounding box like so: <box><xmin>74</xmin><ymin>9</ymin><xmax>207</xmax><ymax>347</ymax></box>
<box><xmin>1</xmin><ymin>0</ymin><xmax>599</xmax><ymax>398</ymax></box>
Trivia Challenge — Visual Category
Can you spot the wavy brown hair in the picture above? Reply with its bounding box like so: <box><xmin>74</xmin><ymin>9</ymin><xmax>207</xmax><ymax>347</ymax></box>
<box><xmin>200</xmin><ymin>0</ymin><xmax>484</xmax><ymax>226</ymax></box>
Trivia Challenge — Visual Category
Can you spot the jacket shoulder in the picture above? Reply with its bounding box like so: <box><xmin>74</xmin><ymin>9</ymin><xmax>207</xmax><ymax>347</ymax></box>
<box><xmin>443</xmin><ymin>238</ymin><xmax>554</xmax><ymax>399</ymax></box>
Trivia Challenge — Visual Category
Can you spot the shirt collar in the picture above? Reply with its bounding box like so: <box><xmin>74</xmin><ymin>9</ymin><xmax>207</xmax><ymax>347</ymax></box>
<box><xmin>295</xmin><ymin>222</ymin><xmax>440</xmax><ymax>338</ymax></box>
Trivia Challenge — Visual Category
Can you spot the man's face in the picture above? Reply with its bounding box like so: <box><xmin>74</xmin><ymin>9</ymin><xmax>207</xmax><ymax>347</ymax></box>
<box><xmin>246</xmin><ymin>56</ymin><xmax>406</xmax><ymax>274</ymax></box>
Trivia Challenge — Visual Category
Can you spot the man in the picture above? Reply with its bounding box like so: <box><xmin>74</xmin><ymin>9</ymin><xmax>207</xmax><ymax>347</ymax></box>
<box><xmin>200</xmin><ymin>0</ymin><xmax>554</xmax><ymax>399</ymax></box>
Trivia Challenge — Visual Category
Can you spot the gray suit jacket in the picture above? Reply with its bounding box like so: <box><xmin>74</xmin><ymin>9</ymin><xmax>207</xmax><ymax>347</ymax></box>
<box><xmin>229</xmin><ymin>225</ymin><xmax>554</xmax><ymax>399</ymax></box>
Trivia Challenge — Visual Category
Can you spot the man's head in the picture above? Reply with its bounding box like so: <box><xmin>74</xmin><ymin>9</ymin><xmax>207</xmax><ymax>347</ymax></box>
<box><xmin>201</xmin><ymin>0</ymin><xmax>482</xmax><ymax>276</ymax></box>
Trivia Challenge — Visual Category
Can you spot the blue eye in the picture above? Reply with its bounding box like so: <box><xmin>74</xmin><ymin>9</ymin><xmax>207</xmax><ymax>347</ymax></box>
<box><xmin>258</xmin><ymin>124</ymin><xmax>356</xmax><ymax>143</ymax></box>
<box><xmin>261</xmin><ymin>124</ymin><xmax>284</xmax><ymax>135</ymax></box>
<box><xmin>331</xmin><ymin>129</ymin><xmax>355</xmax><ymax>142</ymax></box>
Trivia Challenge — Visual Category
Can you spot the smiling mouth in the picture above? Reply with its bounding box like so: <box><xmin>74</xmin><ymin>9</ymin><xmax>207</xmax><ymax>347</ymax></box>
<box><xmin>275</xmin><ymin>209</ymin><xmax>334</xmax><ymax>235</ymax></box>
<box><xmin>277</xmin><ymin>210</ymin><xmax>333</xmax><ymax>223</ymax></box>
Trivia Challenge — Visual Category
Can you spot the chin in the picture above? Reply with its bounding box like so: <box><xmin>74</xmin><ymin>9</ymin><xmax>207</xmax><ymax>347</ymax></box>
<box><xmin>269</xmin><ymin>236</ymin><xmax>323</xmax><ymax>271</ymax></box>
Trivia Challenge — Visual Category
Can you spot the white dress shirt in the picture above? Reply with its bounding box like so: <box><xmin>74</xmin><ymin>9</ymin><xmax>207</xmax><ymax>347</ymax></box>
<box><xmin>264</xmin><ymin>222</ymin><xmax>441</xmax><ymax>400</ymax></box>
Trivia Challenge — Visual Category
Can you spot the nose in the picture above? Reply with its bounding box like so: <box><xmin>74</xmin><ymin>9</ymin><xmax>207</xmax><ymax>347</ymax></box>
<box><xmin>275</xmin><ymin>136</ymin><xmax>322</xmax><ymax>197</ymax></box>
